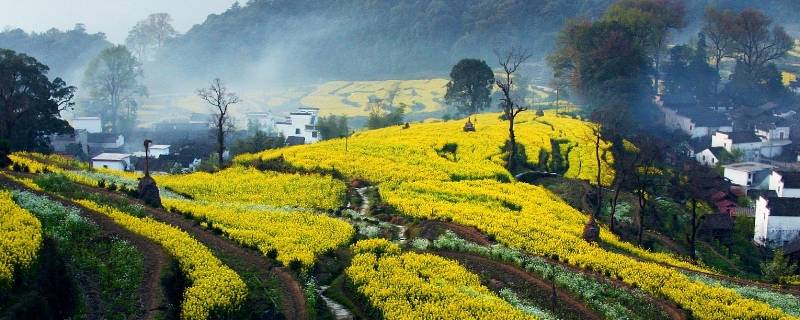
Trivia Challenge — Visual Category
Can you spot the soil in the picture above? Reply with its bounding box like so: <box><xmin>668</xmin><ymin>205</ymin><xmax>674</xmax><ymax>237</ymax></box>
<box><xmin>417</xmin><ymin>220</ymin><xmax>492</xmax><ymax>246</ymax></box>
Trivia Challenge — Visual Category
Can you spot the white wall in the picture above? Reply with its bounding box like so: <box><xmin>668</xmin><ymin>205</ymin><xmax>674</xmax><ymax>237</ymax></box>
<box><xmin>754</xmin><ymin>196</ymin><xmax>800</xmax><ymax>247</ymax></box>
<box><xmin>711</xmin><ymin>133</ymin><xmax>729</xmax><ymax>149</ymax></box>
<box><xmin>695</xmin><ymin>149</ymin><xmax>719</xmax><ymax>166</ymax></box>
<box><xmin>724</xmin><ymin>168</ymin><xmax>750</xmax><ymax>187</ymax></box>
<box><xmin>754</xmin><ymin>196</ymin><xmax>769</xmax><ymax>245</ymax></box>
<box><xmin>733</xmin><ymin>142</ymin><xmax>762</xmax><ymax>161</ymax></box>
<box><xmin>91</xmin><ymin>160</ymin><xmax>127</xmax><ymax>171</ymax></box>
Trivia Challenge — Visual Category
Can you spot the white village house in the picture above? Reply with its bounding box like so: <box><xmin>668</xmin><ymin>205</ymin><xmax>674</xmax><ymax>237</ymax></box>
<box><xmin>755</xmin><ymin>121</ymin><xmax>792</xmax><ymax>158</ymax></box>
<box><xmin>91</xmin><ymin>153</ymin><xmax>132</xmax><ymax>171</ymax></box>
<box><xmin>132</xmin><ymin>145</ymin><xmax>171</xmax><ymax>159</ymax></box>
<box><xmin>711</xmin><ymin>131</ymin><xmax>763</xmax><ymax>161</ymax></box>
<box><xmin>722</xmin><ymin>162</ymin><xmax>773</xmax><ymax>190</ymax></box>
<box><xmin>769</xmin><ymin>170</ymin><xmax>800</xmax><ymax>199</ymax></box>
<box><xmin>275</xmin><ymin>107</ymin><xmax>320</xmax><ymax>145</ymax></box>
<box><xmin>695</xmin><ymin>147</ymin><xmax>728</xmax><ymax>167</ymax></box>
<box><xmin>657</xmin><ymin>95</ymin><xmax>732</xmax><ymax>139</ymax></box>
<box><xmin>754</xmin><ymin>196</ymin><xmax>800</xmax><ymax>247</ymax></box>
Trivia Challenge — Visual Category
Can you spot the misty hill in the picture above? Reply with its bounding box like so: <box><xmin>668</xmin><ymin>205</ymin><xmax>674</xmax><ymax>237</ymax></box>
<box><xmin>0</xmin><ymin>25</ymin><xmax>111</xmax><ymax>82</ymax></box>
<box><xmin>154</xmin><ymin>0</ymin><xmax>800</xmax><ymax>85</ymax></box>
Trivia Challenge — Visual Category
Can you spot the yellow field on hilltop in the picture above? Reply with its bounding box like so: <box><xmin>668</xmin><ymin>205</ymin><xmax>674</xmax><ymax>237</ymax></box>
<box><xmin>300</xmin><ymin>79</ymin><xmax>450</xmax><ymax>116</ymax></box>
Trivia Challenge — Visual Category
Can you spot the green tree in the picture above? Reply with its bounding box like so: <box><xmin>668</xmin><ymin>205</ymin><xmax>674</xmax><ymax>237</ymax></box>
<box><xmin>317</xmin><ymin>115</ymin><xmax>349</xmax><ymax>140</ymax></box>
<box><xmin>444</xmin><ymin>59</ymin><xmax>494</xmax><ymax>117</ymax></box>
<box><xmin>366</xmin><ymin>98</ymin><xmax>406</xmax><ymax>130</ymax></box>
<box><xmin>81</xmin><ymin>45</ymin><xmax>146</xmax><ymax>134</ymax></box>
<box><xmin>0</xmin><ymin>49</ymin><xmax>75</xmax><ymax>155</ymax></box>
<box><xmin>125</xmin><ymin>13</ymin><xmax>179</xmax><ymax>62</ymax></box>
<box><xmin>230</xmin><ymin>131</ymin><xmax>284</xmax><ymax>156</ymax></box>
<box><xmin>760</xmin><ymin>249</ymin><xmax>798</xmax><ymax>283</ymax></box>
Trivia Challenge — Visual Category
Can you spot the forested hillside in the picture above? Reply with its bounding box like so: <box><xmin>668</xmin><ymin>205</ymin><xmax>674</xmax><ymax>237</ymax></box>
<box><xmin>0</xmin><ymin>25</ymin><xmax>111</xmax><ymax>82</ymax></box>
<box><xmin>153</xmin><ymin>0</ymin><xmax>800</xmax><ymax>84</ymax></box>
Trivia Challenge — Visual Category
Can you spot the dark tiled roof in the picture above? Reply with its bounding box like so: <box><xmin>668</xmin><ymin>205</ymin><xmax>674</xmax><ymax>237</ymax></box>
<box><xmin>776</xmin><ymin>171</ymin><xmax>800</xmax><ymax>189</ymax></box>
<box><xmin>675</xmin><ymin>107</ymin><xmax>731</xmax><ymax>127</ymax></box>
<box><xmin>285</xmin><ymin>136</ymin><xmax>305</xmax><ymax>146</ymax></box>
<box><xmin>707</xmin><ymin>147</ymin><xmax>728</xmax><ymax>159</ymax></box>
<box><xmin>766</xmin><ymin>197</ymin><xmax>800</xmax><ymax>217</ymax></box>
<box><xmin>726</xmin><ymin>131</ymin><xmax>761</xmax><ymax>144</ymax></box>
<box><xmin>784</xmin><ymin>238</ymin><xmax>800</xmax><ymax>255</ymax></box>
<box><xmin>88</xmin><ymin>133</ymin><xmax>119</xmax><ymax>143</ymax></box>
<box><xmin>748</xmin><ymin>189</ymin><xmax>777</xmax><ymax>198</ymax></box>
<box><xmin>662</xmin><ymin>93</ymin><xmax>696</xmax><ymax>106</ymax></box>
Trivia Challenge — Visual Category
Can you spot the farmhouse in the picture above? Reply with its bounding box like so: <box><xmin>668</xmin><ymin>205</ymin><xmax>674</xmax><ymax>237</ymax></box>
<box><xmin>275</xmin><ymin>107</ymin><xmax>320</xmax><ymax>144</ymax></box>
<box><xmin>695</xmin><ymin>147</ymin><xmax>728</xmax><ymax>166</ymax></box>
<box><xmin>723</xmin><ymin>162</ymin><xmax>773</xmax><ymax>189</ymax></box>
<box><xmin>91</xmin><ymin>153</ymin><xmax>132</xmax><ymax>171</ymax></box>
<box><xmin>769</xmin><ymin>170</ymin><xmax>800</xmax><ymax>198</ymax></box>
<box><xmin>711</xmin><ymin>131</ymin><xmax>763</xmax><ymax>161</ymax></box>
<box><xmin>49</xmin><ymin>129</ymin><xmax>88</xmax><ymax>156</ymax></box>
<box><xmin>754</xmin><ymin>196</ymin><xmax>800</xmax><ymax>247</ymax></box>
<box><xmin>660</xmin><ymin>105</ymin><xmax>732</xmax><ymax>138</ymax></box>
<box><xmin>87</xmin><ymin>133</ymin><xmax>125</xmax><ymax>156</ymax></box>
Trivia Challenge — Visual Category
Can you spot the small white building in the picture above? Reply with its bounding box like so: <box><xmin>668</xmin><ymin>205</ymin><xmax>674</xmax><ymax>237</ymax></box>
<box><xmin>274</xmin><ymin>107</ymin><xmax>320</xmax><ymax>144</ymax></box>
<box><xmin>769</xmin><ymin>170</ymin><xmax>800</xmax><ymax>198</ymax></box>
<box><xmin>87</xmin><ymin>133</ymin><xmax>125</xmax><ymax>150</ymax></box>
<box><xmin>70</xmin><ymin>116</ymin><xmax>103</xmax><ymax>133</ymax></box>
<box><xmin>91</xmin><ymin>153</ymin><xmax>131</xmax><ymax>171</ymax></box>
<box><xmin>711</xmin><ymin>131</ymin><xmax>763</xmax><ymax>161</ymax></box>
<box><xmin>755</xmin><ymin>122</ymin><xmax>792</xmax><ymax>158</ymax></box>
<box><xmin>696</xmin><ymin>147</ymin><xmax>728</xmax><ymax>167</ymax></box>
<box><xmin>754</xmin><ymin>196</ymin><xmax>800</xmax><ymax>247</ymax></box>
<box><xmin>133</xmin><ymin>145</ymin><xmax>171</xmax><ymax>159</ymax></box>
<box><xmin>723</xmin><ymin>162</ymin><xmax>774</xmax><ymax>189</ymax></box>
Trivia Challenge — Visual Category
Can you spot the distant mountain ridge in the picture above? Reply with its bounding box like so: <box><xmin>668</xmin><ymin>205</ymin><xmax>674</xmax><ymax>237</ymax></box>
<box><xmin>153</xmin><ymin>0</ymin><xmax>799</xmax><ymax>84</ymax></box>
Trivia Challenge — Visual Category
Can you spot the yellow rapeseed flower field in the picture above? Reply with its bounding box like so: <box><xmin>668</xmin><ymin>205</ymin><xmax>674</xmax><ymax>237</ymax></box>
<box><xmin>0</xmin><ymin>190</ymin><xmax>42</xmax><ymax>286</ymax></box>
<box><xmin>76</xmin><ymin>200</ymin><xmax>247</xmax><ymax>320</ymax></box>
<box><xmin>346</xmin><ymin>239</ymin><xmax>534</xmax><ymax>320</ymax></box>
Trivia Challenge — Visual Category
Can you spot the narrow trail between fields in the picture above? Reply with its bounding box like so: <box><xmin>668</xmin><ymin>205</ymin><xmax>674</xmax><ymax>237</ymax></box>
<box><xmin>0</xmin><ymin>175</ymin><xmax>170</xmax><ymax>320</ymax></box>
<box><xmin>27</xmin><ymin>175</ymin><xmax>310</xmax><ymax>320</ymax></box>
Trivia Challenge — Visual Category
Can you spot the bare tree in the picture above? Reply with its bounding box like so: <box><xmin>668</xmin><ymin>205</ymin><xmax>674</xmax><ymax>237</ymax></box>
<box><xmin>494</xmin><ymin>47</ymin><xmax>532</xmax><ymax>169</ymax></box>
<box><xmin>197</xmin><ymin>78</ymin><xmax>240</xmax><ymax>168</ymax></box>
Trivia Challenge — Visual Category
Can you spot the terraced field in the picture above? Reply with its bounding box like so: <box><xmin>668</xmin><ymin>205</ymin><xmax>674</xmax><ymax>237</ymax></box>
<box><xmin>4</xmin><ymin>111</ymin><xmax>799</xmax><ymax>320</ymax></box>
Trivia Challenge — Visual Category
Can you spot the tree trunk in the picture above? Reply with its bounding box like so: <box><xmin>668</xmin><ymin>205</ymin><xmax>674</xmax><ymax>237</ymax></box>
<box><xmin>610</xmin><ymin>186</ymin><xmax>622</xmax><ymax>234</ymax></box>
<box><xmin>594</xmin><ymin>133</ymin><xmax>603</xmax><ymax>218</ymax></box>
<box><xmin>637</xmin><ymin>189</ymin><xmax>645</xmax><ymax>245</ymax></box>
<box><xmin>508</xmin><ymin>114</ymin><xmax>517</xmax><ymax>169</ymax></box>
<box><xmin>689</xmin><ymin>198</ymin><xmax>698</xmax><ymax>260</ymax></box>
<box><xmin>217</xmin><ymin>123</ymin><xmax>225</xmax><ymax>168</ymax></box>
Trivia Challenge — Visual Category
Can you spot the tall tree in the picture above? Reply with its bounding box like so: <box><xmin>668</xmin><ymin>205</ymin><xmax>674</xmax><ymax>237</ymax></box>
<box><xmin>0</xmin><ymin>49</ymin><xmax>75</xmax><ymax>154</ymax></box>
<box><xmin>81</xmin><ymin>45</ymin><xmax>146</xmax><ymax>134</ymax></box>
<box><xmin>125</xmin><ymin>13</ymin><xmax>179</xmax><ymax>61</ymax></box>
<box><xmin>727</xmin><ymin>9</ymin><xmax>793</xmax><ymax>76</ymax></box>
<box><xmin>602</xmin><ymin>0</ymin><xmax>687</xmax><ymax>89</ymax></box>
<box><xmin>444</xmin><ymin>59</ymin><xmax>494</xmax><ymax>117</ymax></box>
<box><xmin>703</xmin><ymin>7</ymin><xmax>735</xmax><ymax>73</ymax></box>
<box><xmin>494</xmin><ymin>47</ymin><xmax>531</xmax><ymax>170</ymax></box>
<box><xmin>197</xmin><ymin>78</ymin><xmax>240</xmax><ymax>168</ymax></box>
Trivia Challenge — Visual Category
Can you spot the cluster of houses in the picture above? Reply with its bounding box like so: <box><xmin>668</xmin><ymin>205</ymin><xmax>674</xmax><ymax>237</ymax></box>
<box><xmin>247</xmin><ymin>107</ymin><xmax>321</xmax><ymax>145</ymax></box>
<box><xmin>658</xmin><ymin>94</ymin><xmax>800</xmax><ymax>258</ymax></box>
<box><xmin>49</xmin><ymin>106</ymin><xmax>321</xmax><ymax>173</ymax></box>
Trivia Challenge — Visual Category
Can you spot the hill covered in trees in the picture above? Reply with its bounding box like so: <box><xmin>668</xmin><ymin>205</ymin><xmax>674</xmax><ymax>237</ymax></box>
<box><xmin>152</xmin><ymin>0</ymin><xmax>800</xmax><ymax>85</ymax></box>
<box><xmin>0</xmin><ymin>25</ymin><xmax>111</xmax><ymax>82</ymax></box>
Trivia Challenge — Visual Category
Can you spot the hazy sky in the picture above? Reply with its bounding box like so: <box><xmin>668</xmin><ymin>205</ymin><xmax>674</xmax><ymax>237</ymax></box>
<box><xmin>0</xmin><ymin>0</ymin><xmax>236</xmax><ymax>43</ymax></box>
